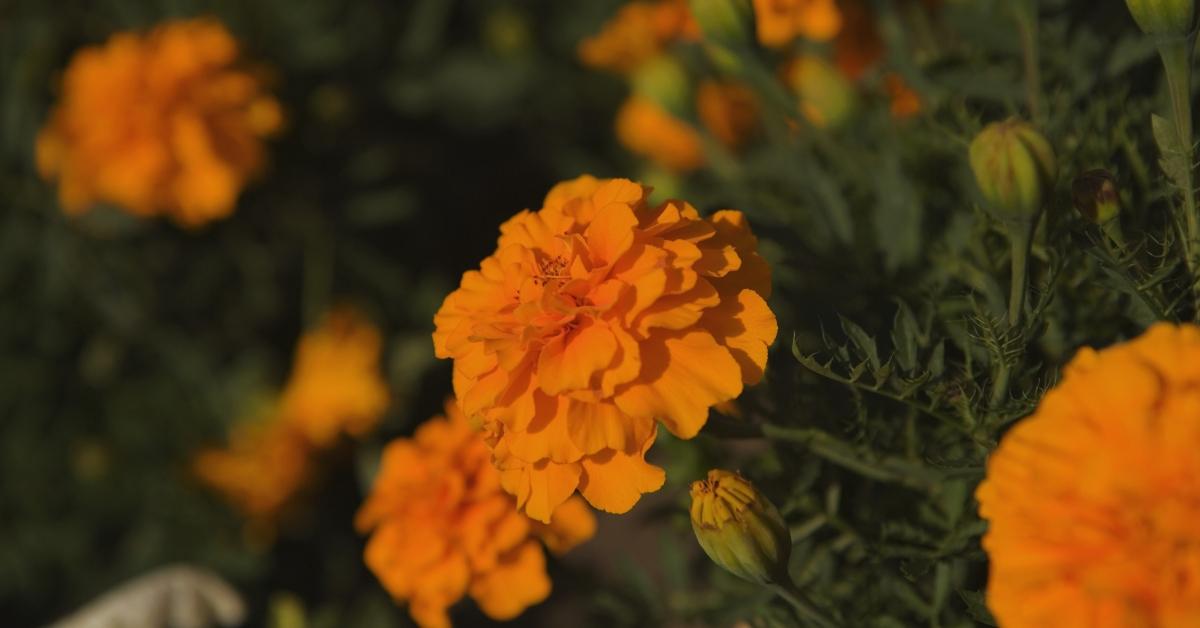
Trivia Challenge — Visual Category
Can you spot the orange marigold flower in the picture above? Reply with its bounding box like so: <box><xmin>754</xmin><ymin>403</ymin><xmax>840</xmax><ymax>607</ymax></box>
<box><xmin>696</xmin><ymin>80</ymin><xmax>761</xmax><ymax>151</ymax></box>
<box><xmin>616</xmin><ymin>95</ymin><xmax>706</xmax><ymax>172</ymax></box>
<box><xmin>36</xmin><ymin>17</ymin><xmax>282</xmax><ymax>227</ymax></box>
<box><xmin>579</xmin><ymin>0</ymin><xmax>700</xmax><ymax>74</ymax></box>
<box><xmin>193</xmin><ymin>408</ymin><xmax>311</xmax><ymax>521</ymax></box>
<box><xmin>279</xmin><ymin>308</ymin><xmax>390</xmax><ymax>447</ymax></box>
<box><xmin>977</xmin><ymin>323</ymin><xmax>1200</xmax><ymax>627</ymax></box>
<box><xmin>832</xmin><ymin>0</ymin><xmax>883</xmax><ymax>80</ymax></box>
<box><xmin>433</xmin><ymin>176</ymin><xmax>777</xmax><ymax>522</ymax></box>
<box><xmin>356</xmin><ymin>401</ymin><xmax>595</xmax><ymax>628</ymax></box>
<box><xmin>752</xmin><ymin>0</ymin><xmax>843</xmax><ymax>47</ymax></box>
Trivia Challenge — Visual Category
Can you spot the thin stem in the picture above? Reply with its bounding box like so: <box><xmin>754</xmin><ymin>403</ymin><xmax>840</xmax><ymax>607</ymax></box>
<box><xmin>1014</xmin><ymin>1</ymin><xmax>1041</xmax><ymax>123</ymax></box>
<box><xmin>1159</xmin><ymin>36</ymin><xmax>1200</xmax><ymax>316</ymax></box>
<box><xmin>770</xmin><ymin>579</ymin><xmax>840</xmax><ymax>628</ymax></box>
<box><xmin>1007</xmin><ymin>219</ymin><xmax>1033</xmax><ymax>328</ymax></box>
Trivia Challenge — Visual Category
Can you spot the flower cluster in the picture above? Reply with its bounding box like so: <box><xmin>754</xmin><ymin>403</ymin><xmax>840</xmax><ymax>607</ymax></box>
<box><xmin>195</xmin><ymin>309</ymin><xmax>388</xmax><ymax>522</ymax></box>
<box><xmin>977</xmin><ymin>324</ymin><xmax>1200</xmax><ymax>626</ymax></box>
<box><xmin>433</xmin><ymin>176</ymin><xmax>777</xmax><ymax>522</ymax></box>
<box><xmin>356</xmin><ymin>400</ymin><xmax>595</xmax><ymax>628</ymax></box>
<box><xmin>36</xmin><ymin>18</ymin><xmax>282</xmax><ymax>227</ymax></box>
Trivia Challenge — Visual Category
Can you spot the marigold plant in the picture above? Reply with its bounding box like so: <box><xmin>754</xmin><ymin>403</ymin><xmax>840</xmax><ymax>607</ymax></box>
<box><xmin>977</xmin><ymin>323</ymin><xmax>1200</xmax><ymax>627</ymax></box>
<box><xmin>356</xmin><ymin>400</ymin><xmax>595</xmax><ymax>628</ymax></box>
<box><xmin>433</xmin><ymin>176</ymin><xmax>777</xmax><ymax>522</ymax></box>
<box><xmin>36</xmin><ymin>17</ymin><xmax>282</xmax><ymax>227</ymax></box>
<box><xmin>278</xmin><ymin>308</ymin><xmax>389</xmax><ymax>448</ymax></box>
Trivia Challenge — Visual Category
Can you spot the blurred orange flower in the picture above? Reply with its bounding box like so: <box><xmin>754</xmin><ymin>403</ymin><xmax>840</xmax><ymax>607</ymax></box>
<box><xmin>433</xmin><ymin>176</ymin><xmax>777</xmax><ymax>522</ymax></box>
<box><xmin>616</xmin><ymin>95</ymin><xmax>706</xmax><ymax>172</ymax></box>
<box><xmin>753</xmin><ymin>0</ymin><xmax>842</xmax><ymax>47</ymax></box>
<box><xmin>356</xmin><ymin>401</ymin><xmax>595</xmax><ymax>628</ymax></box>
<box><xmin>579</xmin><ymin>0</ymin><xmax>700</xmax><ymax>74</ymax></box>
<box><xmin>977</xmin><ymin>323</ymin><xmax>1200</xmax><ymax>627</ymax></box>
<box><xmin>884</xmin><ymin>73</ymin><xmax>921</xmax><ymax>119</ymax></box>
<box><xmin>193</xmin><ymin>408</ymin><xmax>311</xmax><ymax>521</ymax></box>
<box><xmin>832</xmin><ymin>0</ymin><xmax>883</xmax><ymax>80</ymax></box>
<box><xmin>36</xmin><ymin>17</ymin><xmax>282</xmax><ymax>227</ymax></box>
<box><xmin>279</xmin><ymin>308</ymin><xmax>390</xmax><ymax>448</ymax></box>
<box><xmin>195</xmin><ymin>308</ymin><xmax>387</xmax><ymax>522</ymax></box>
<box><xmin>696</xmin><ymin>80</ymin><xmax>760</xmax><ymax>151</ymax></box>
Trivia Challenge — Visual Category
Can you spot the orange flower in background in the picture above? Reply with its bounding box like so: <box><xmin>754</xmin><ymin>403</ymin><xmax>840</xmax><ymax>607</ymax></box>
<box><xmin>356</xmin><ymin>401</ymin><xmax>595</xmax><ymax>628</ymax></box>
<box><xmin>193</xmin><ymin>409</ymin><xmax>311</xmax><ymax>521</ymax></box>
<box><xmin>36</xmin><ymin>17</ymin><xmax>282</xmax><ymax>227</ymax></box>
<box><xmin>696</xmin><ymin>80</ymin><xmax>761</xmax><ymax>151</ymax></box>
<box><xmin>616</xmin><ymin>96</ymin><xmax>706</xmax><ymax>172</ymax></box>
<box><xmin>884</xmin><ymin>73</ymin><xmax>921</xmax><ymax>119</ymax></box>
<box><xmin>832</xmin><ymin>0</ymin><xmax>883</xmax><ymax>80</ymax></box>
<box><xmin>753</xmin><ymin>0</ymin><xmax>843</xmax><ymax>47</ymax></box>
<box><xmin>579</xmin><ymin>0</ymin><xmax>700</xmax><ymax>73</ymax></box>
<box><xmin>433</xmin><ymin>176</ymin><xmax>777</xmax><ymax>522</ymax></box>
<box><xmin>279</xmin><ymin>308</ymin><xmax>390</xmax><ymax>447</ymax></box>
<box><xmin>977</xmin><ymin>324</ymin><xmax>1200</xmax><ymax>627</ymax></box>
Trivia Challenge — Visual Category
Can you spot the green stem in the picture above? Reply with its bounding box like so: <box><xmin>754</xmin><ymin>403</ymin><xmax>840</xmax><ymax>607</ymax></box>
<box><xmin>770</xmin><ymin>579</ymin><xmax>841</xmax><ymax>628</ymax></box>
<box><xmin>1014</xmin><ymin>1</ymin><xmax>1041</xmax><ymax>122</ymax></box>
<box><xmin>1007</xmin><ymin>219</ymin><xmax>1033</xmax><ymax>328</ymax></box>
<box><xmin>1159</xmin><ymin>36</ymin><xmax>1200</xmax><ymax>316</ymax></box>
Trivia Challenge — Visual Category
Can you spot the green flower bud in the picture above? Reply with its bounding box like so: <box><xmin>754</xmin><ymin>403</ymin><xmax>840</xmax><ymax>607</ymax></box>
<box><xmin>1071</xmin><ymin>169</ymin><xmax>1121</xmax><ymax>224</ymax></box>
<box><xmin>1125</xmin><ymin>0</ymin><xmax>1196</xmax><ymax>37</ymax></box>
<box><xmin>689</xmin><ymin>0</ymin><xmax>753</xmax><ymax>48</ymax></box>
<box><xmin>969</xmin><ymin>118</ymin><xmax>1057</xmax><ymax>222</ymax></box>
<box><xmin>690</xmin><ymin>469</ymin><xmax>791</xmax><ymax>585</ymax></box>
<box><xmin>632</xmin><ymin>56</ymin><xmax>691</xmax><ymax>117</ymax></box>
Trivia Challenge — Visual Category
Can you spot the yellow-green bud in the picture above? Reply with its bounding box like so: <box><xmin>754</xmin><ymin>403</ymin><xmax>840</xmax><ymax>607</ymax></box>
<box><xmin>690</xmin><ymin>469</ymin><xmax>791</xmax><ymax>585</ymax></box>
<box><xmin>632</xmin><ymin>56</ymin><xmax>692</xmax><ymax>117</ymax></box>
<box><xmin>786</xmin><ymin>56</ymin><xmax>856</xmax><ymax>129</ymax></box>
<box><xmin>1125</xmin><ymin>0</ymin><xmax>1196</xmax><ymax>37</ymax></box>
<box><xmin>969</xmin><ymin>118</ymin><xmax>1057</xmax><ymax>222</ymax></box>
<box><xmin>1071</xmin><ymin>169</ymin><xmax>1121</xmax><ymax>224</ymax></box>
<box><xmin>689</xmin><ymin>0</ymin><xmax>753</xmax><ymax>48</ymax></box>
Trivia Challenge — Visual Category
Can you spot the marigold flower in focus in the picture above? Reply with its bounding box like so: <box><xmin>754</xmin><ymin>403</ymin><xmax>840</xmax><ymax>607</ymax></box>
<box><xmin>278</xmin><ymin>308</ymin><xmax>389</xmax><ymax>447</ymax></box>
<box><xmin>690</xmin><ymin>469</ymin><xmax>791</xmax><ymax>585</ymax></box>
<box><xmin>752</xmin><ymin>0</ymin><xmax>843</xmax><ymax>47</ymax></box>
<box><xmin>193</xmin><ymin>409</ymin><xmax>311</xmax><ymax>521</ymax></box>
<box><xmin>977</xmin><ymin>323</ymin><xmax>1200</xmax><ymax>627</ymax></box>
<box><xmin>696</xmin><ymin>80</ymin><xmax>761</xmax><ymax>151</ymax></box>
<box><xmin>579</xmin><ymin>0</ymin><xmax>700</xmax><ymax>74</ymax></box>
<box><xmin>616</xmin><ymin>95</ymin><xmax>707</xmax><ymax>172</ymax></box>
<box><xmin>36</xmin><ymin>18</ymin><xmax>282</xmax><ymax>227</ymax></box>
<box><xmin>433</xmin><ymin>176</ymin><xmax>777</xmax><ymax>522</ymax></box>
<box><xmin>356</xmin><ymin>401</ymin><xmax>595</xmax><ymax>628</ymax></box>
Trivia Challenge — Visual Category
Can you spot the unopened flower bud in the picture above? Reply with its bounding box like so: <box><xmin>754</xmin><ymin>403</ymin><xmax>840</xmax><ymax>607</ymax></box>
<box><xmin>1125</xmin><ymin>0</ymin><xmax>1196</xmax><ymax>37</ymax></box>
<box><xmin>1072</xmin><ymin>169</ymin><xmax>1120</xmax><ymax>224</ymax></box>
<box><xmin>969</xmin><ymin>118</ymin><xmax>1057</xmax><ymax>223</ymax></box>
<box><xmin>690</xmin><ymin>469</ymin><xmax>791</xmax><ymax>585</ymax></box>
<box><xmin>632</xmin><ymin>56</ymin><xmax>691</xmax><ymax>117</ymax></box>
<box><xmin>689</xmin><ymin>0</ymin><xmax>753</xmax><ymax>48</ymax></box>
<box><xmin>784</xmin><ymin>55</ymin><xmax>856</xmax><ymax>129</ymax></box>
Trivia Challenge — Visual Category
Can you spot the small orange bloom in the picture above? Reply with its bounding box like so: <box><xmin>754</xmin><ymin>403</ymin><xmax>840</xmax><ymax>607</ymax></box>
<box><xmin>752</xmin><ymin>0</ymin><xmax>842</xmax><ymax>47</ymax></box>
<box><xmin>433</xmin><ymin>176</ymin><xmax>777</xmax><ymax>522</ymax></box>
<box><xmin>977</xmin><ymin>324</ymin><xmax>1200</xmax><ymax>627</ymax></box>
<box><xmin>696</xmin><ymin>80</ymin><xmax>761</xmax><ymax>151</ymax></box>
<box><xmin>356</xmin><ymin>401</ymin><xmax>595</xmax><ymax>628</ymax></box>
<box><xmin>616</xmin><ymin>95</ymin><xmax>706</xmax><ymax>172</ymax></box>
<box><xmin>278</xmin><ymin>308</ymin><xmax>390</xmax><ymax>447</ymax></box>
<box><xmin>884</xmin><ymin>73</ymin><xmax>921</xmax><ymax>119</ymax></box>
<box><xmin>36</xmin><ymin>18</ymin><xmax>282</xmax><ymax>227</ymax></box>
<box><xmin>579</xmin><ymin>0</ymin><xmax>700</xmax><ymax>74</ymax></box>
<box><xmin>193</xmin><ymin>408</ymin><xmax>311</xmax><ymax>521</ymax></box>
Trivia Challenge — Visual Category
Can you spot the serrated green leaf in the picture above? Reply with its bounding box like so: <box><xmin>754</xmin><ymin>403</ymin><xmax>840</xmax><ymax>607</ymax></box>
<box><xmin>891</xmin><ymin>302</ymin><xmax>920</xmax><ymax>374</ymax></box>
<box><xmin>841</xmin><ymin>317</ymin><xmax>882</xmax><ymax>372</ymax></box>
